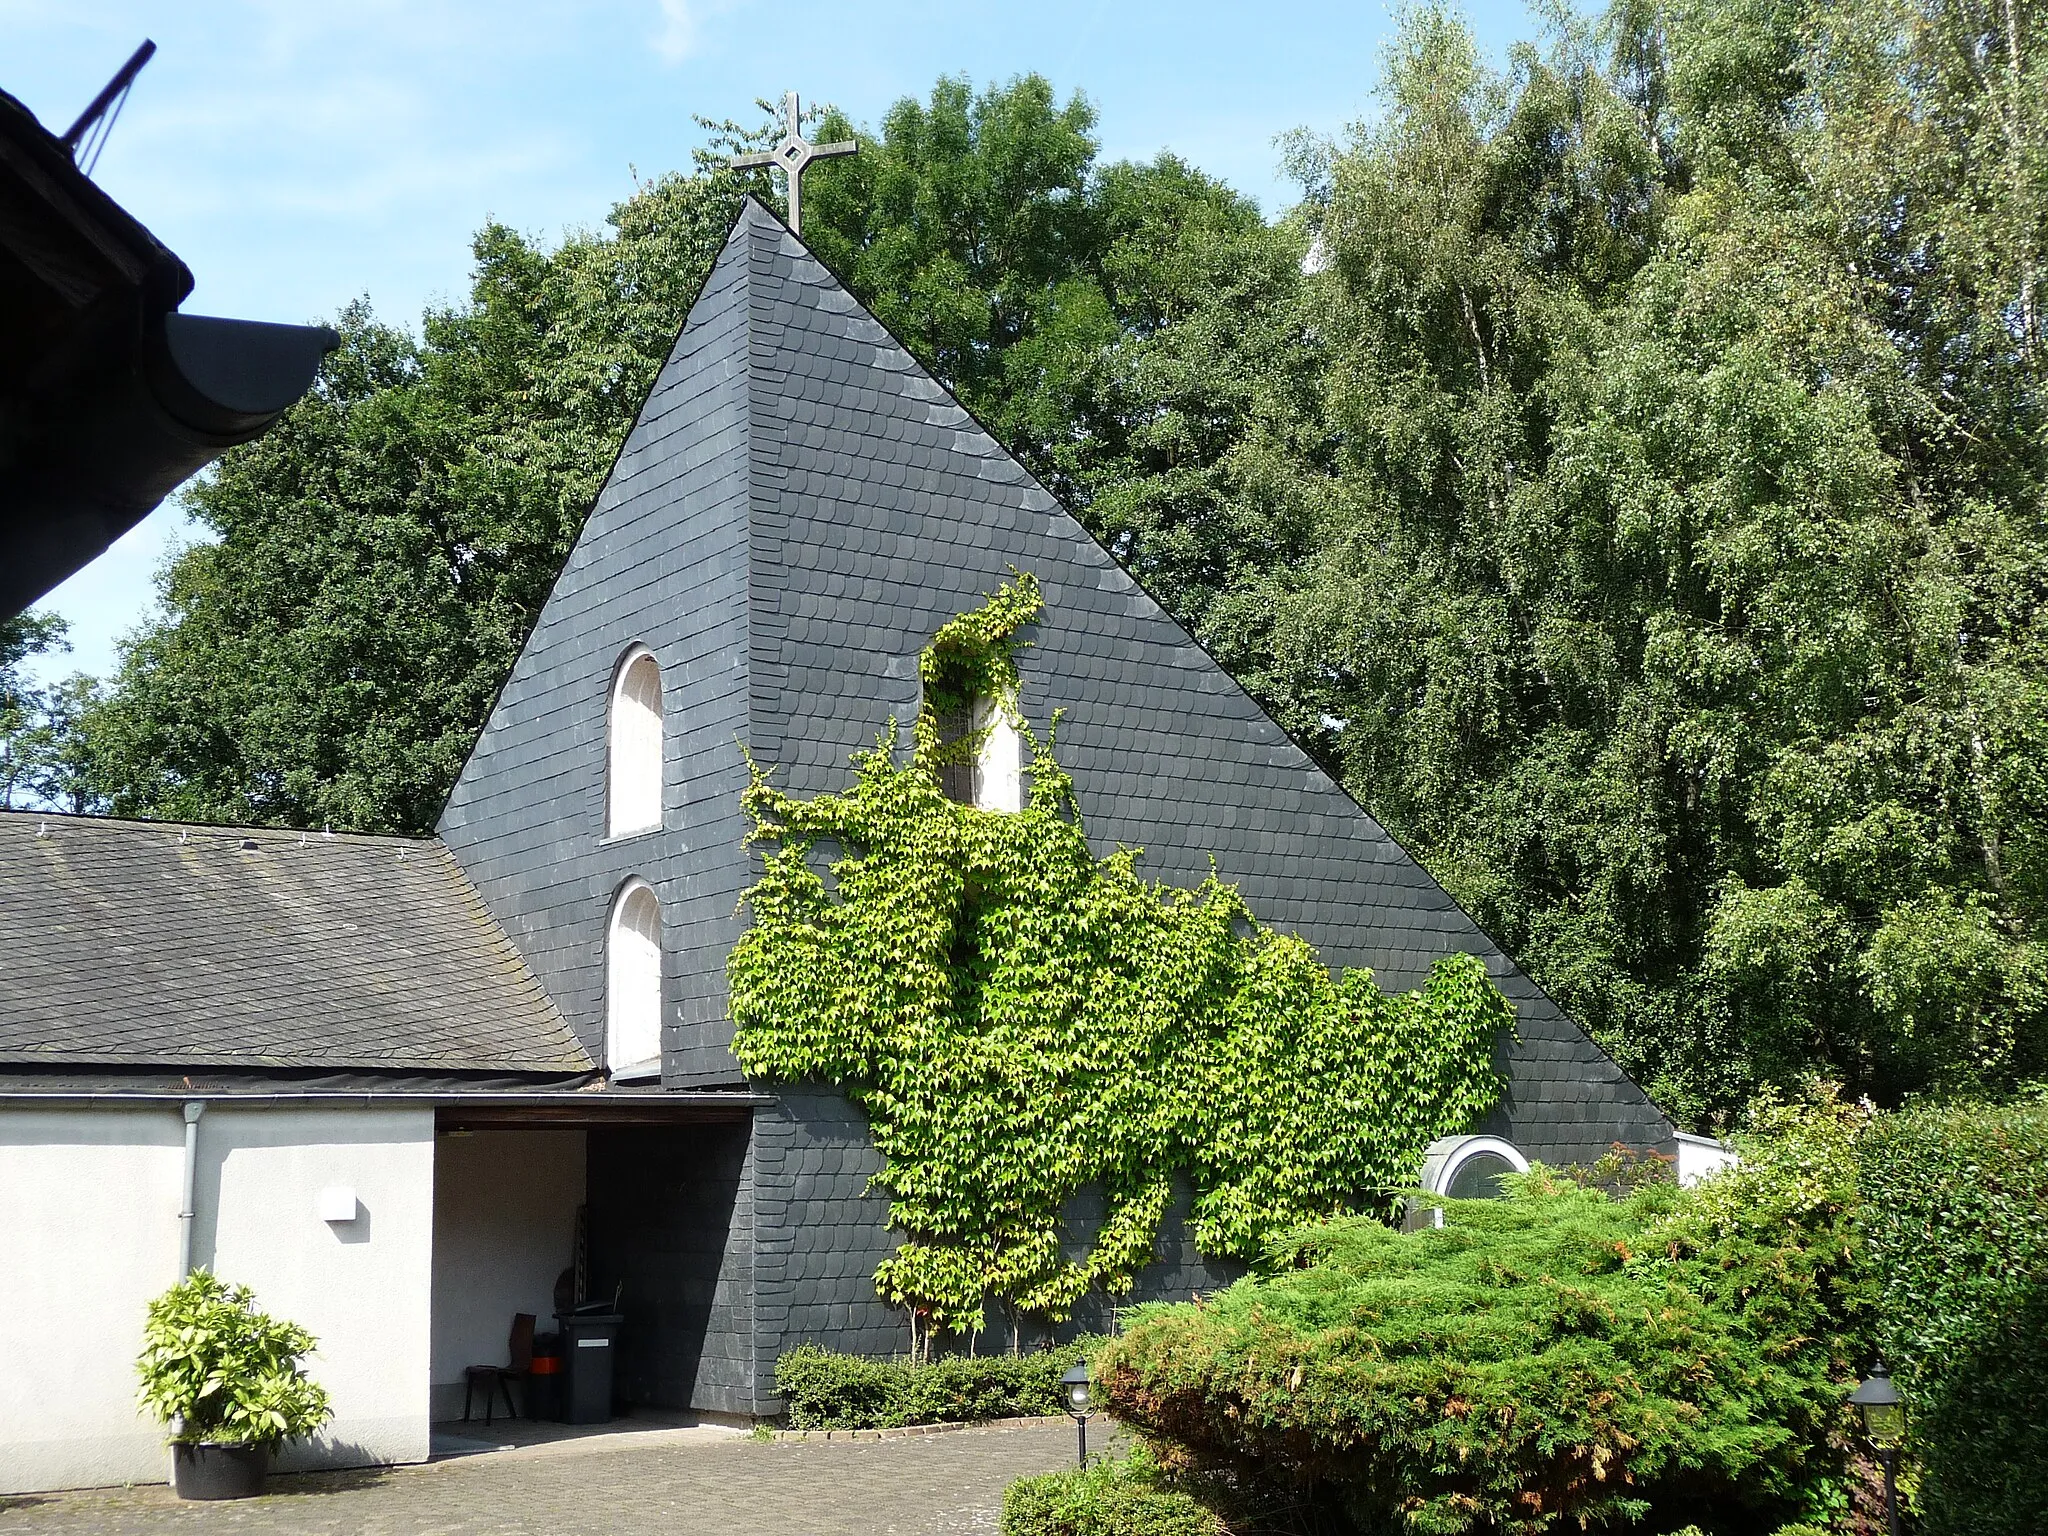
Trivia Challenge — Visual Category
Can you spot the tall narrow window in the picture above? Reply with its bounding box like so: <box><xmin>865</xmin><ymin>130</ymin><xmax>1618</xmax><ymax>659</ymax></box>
<box><xmin>933</xmin><ymin>699</ymin><xmax>975</xmax><ymax>805</ymax></box>
<box><xmin>608</xmin><ymin>646</ymin><xmax>663</xmax><ymax>837</ymax></box>
<box><xmin>929</xmin><ymin>689</ymin><xmax>1024</xmax><ymax>813</ymax></box>
<box><xmin>971</xmin><ymin>696</ymin><xmax>1023</xmax><ymax>813</ymax></box>
<box><xmin>606</xmin><ymin>879</ymin><xmax>662</xmax><ymax>1078</ymax></box>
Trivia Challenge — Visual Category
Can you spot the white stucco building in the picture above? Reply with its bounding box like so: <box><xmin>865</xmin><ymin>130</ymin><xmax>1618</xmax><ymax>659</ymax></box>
<box><xmin>0</xmin><ymin>817</ymin><xmax>752</xmax><ymax>1495</ymax></box>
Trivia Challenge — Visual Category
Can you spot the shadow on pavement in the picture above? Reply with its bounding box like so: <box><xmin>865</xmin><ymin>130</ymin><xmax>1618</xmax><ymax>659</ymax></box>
<box><xmin>266</xmin><ymin>1466</ymin><xmax>395</xmax><ymax>1496</ymax></box>
<box><xmin>429</xmin><ymin>1408</ymin><xmax>715</xmax><ymax>1461</ymax></box>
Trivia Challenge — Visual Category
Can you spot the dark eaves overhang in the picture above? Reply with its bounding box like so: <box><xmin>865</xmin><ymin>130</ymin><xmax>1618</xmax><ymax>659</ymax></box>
<box><xmin>0</xmin><ymin>83</ymin><xmax>338</xmax><ymax>619</ymax></box>
<box><xmin>0</xmin><ymin>1087</ymin><xmax>775</xmax><ymax>1129</ymax></box>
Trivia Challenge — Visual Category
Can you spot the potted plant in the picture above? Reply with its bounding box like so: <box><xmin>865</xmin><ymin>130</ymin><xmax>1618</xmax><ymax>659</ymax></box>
<box><xmin>136</xmin><ymin>1270</ymin><xmax>333</xmax><ymax>1500</ymax></box>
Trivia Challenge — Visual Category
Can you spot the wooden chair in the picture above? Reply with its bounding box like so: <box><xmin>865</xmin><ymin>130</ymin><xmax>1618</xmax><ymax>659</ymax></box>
<box><xmin>462</xmin><ymin>1312</ymin><xmax>536</xmax><ymax>1424</ymax></box>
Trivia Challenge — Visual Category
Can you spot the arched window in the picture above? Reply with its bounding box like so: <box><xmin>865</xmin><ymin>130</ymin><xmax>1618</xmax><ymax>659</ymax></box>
<box><xmin>971</xmin><ymin>696</ymin><xmax>1023</xmax><ymax>813</ymax></box>
<box><xmin>606</xmin><ymin>879</ymin><xmax>662</xmax><ymax>1079</ymax></box>
<box><xmin>1419</xmin><ymin>1135</ymin><xmax>1530</xmax><ymax>1201</ymax></box>
<box><xmin>929</xmin><ymin>689</ymin><xmax>1023</xmax><ymax>814</ymax></box>
<box><xmin>608</xmin><ymin>646</ymin><xmax>663</xmax><ymax>838</ymax></box>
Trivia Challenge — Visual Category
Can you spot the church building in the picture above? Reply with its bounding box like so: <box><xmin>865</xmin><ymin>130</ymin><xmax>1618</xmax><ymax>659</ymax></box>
<box><xmin>0</xmin><ymin>200</ymin><xmax>1693</xmax><ymax>1495</ymax></box>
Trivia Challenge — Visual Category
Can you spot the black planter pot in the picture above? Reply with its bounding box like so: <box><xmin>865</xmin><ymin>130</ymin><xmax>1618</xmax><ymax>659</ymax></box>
<box><xmin>171</xmin><ymin>1441</ymin><xmax>269</xmax><ymax>1500</ymax></box>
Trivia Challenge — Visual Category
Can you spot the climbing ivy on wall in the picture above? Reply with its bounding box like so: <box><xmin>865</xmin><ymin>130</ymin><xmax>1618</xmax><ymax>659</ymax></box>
<box><xmin>728</xmin><ymin>575</ymin><xmax>1512</xmax><ymax>1335</ymax></box>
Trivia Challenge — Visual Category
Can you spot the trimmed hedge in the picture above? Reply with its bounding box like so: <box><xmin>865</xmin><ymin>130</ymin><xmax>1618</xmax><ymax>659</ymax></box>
<box><xmin>1002</xmin><ymin>1455</ymin><xmax>1223</xmax><ymax>1536</ymax></box>
<box><xmin>776</xmin><ymin>1339</ymin><xmax>1101</xmax><ymax>1429</ymax></box>
<box><xmin>1861</xmin><ymin>1100</ymin><xmax>2048</xmax><ymax>1536</ymax></box>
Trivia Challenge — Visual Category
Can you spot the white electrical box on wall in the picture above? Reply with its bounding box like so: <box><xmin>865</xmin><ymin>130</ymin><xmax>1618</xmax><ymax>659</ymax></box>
<box><xmin>316</xmin><ymin>1185</ymin><xmax>358</xmax><ymax>1223</ymax></box>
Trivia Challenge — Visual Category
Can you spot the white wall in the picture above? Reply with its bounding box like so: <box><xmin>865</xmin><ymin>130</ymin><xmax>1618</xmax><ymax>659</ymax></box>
<box><xmin>429</xmin><ymin>1129</ymin><xmax>586</xmax><ymax>1422</ymax></box>
<box><xmin>0</xmin><ymin>1109</ymin><xmax>184</xmax><ymax>1494</ymax></box>
<box><xmin>192</xmin><ymin>1107</ymin><xmax>436</xmax><ymax>1473</ymax></box>
<box><xmin>0</xmin><ymin>1103</ymin><xmax>435</xmax><ymax>1494</ymax></box>
<box><xmin>1674</xmin><ymin>1130</ymin><xmax>1740</xmax><ymax>1187</ymax></box>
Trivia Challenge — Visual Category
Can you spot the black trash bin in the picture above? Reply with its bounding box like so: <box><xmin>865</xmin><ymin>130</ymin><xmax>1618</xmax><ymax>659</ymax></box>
<box><xmin>526</xmin><ymin>1332</ymin><xmax>563</xmax><ymax>1421</ymax></box>
<box><xmin>554</xmin><ymin>1311</ymin><xmax>623</xmax><ymax>1424</ymax></box>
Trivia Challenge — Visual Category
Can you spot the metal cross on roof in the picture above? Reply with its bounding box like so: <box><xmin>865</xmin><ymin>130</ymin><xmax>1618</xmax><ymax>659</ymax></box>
<box><xmin>727</xmin><ymin>91</ymin><xmax>857</xmax><ymax>238</ymax></box>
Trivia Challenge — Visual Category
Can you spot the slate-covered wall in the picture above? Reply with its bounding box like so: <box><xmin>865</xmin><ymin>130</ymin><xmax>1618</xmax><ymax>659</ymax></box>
<box><xmin>586</xmin><ymin>1123</ymin><xmax>757</xmax><ymax>1416</ymax></box>
<box><xmin>747</xmin><ymin>1089</ymin><xmax>904</xmax><ymax>1403</ymax></box>
<box><xmin>1041</xmin><ymin>1179</ymin><xmax>1248</xmax><ymax>1342</ymax></box>
<box><xmin>745</xmin><ymin>1091</ymin><xmax>1249</xmax><ymax>1391</ymax></box>
<box><xmin>725</xmin><ymin>202</ymin><xmax>1669</xmax><ymax>1168</ymax></box>
<box><xmin>446</xmin><ymin>198</ymin><xmax>1670</xmax><ymax>1175</ymax></box>
<box><xmin>437</xmin><ymin>237</ymin><xmax>755</xmax><ymax>1083</ymax></box>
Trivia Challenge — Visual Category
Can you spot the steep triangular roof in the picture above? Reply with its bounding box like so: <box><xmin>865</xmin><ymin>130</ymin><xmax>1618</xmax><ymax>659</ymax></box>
<box><xmin>440</xmin><ymin>200</ymin><xmax>1672</xmax><ymax>1164</ymax></box>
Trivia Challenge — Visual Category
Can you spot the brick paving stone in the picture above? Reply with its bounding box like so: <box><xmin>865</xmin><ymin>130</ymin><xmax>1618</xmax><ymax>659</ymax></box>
<box><xmin>0</xmin><ymin>1421</ymin><xmax>1119</xmax><ymax>1536</ymax></box>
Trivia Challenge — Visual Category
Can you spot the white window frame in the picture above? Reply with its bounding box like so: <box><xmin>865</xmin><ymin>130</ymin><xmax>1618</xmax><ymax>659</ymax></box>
<box><xmin>607</xmin><ymin>645</ymin><xmax>664</xmax><ymax>839</ymax></box>
<box><xmin>970</xmin><ymin>694</ymin><xmax>1024</xmax><ymax>813</ymax></box>
<box><xmin>606</xmin><ymin>877</ymin><xmax>663</xmax><ymax>1081</ymax></box>
<box><xmin>1419</xmin><ymin>1134</ymin><xmax>1530</xmax><ymax>1199</ymax></box>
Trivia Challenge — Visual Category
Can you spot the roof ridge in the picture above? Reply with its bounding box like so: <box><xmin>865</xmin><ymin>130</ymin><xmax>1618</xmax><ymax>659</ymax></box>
<box><xmin>0</xmin><ymin>808</ymin><xmax>436</xmax><ymax>848</ymax></box>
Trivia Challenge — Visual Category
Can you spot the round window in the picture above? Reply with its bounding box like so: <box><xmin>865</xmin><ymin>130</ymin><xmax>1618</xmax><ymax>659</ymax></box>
<box><xmin>1419</xmin><ymin>1135</ymin><xmax>1531</xmax><ymax>1202</ymax></box>
<box><xmin>1444</xmin><ymin>1150</ymin><xmax>1518</xmax><ymax>1200</ymax></box>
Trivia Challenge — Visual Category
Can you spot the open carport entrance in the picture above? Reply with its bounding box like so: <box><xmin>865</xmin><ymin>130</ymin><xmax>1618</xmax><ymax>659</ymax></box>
<box><xmin>429</xmin><ymin>1093</ymin><xmax>765</xmax><ymax>1432</ymax></box>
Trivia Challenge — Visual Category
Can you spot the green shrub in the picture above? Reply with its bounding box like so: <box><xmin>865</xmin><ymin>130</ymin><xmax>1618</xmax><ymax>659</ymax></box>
<box><xmin>1002</xmin><ymin>1454</ymin><xmax>1224</xmax><ymax>1536</ymax></box>
<box><xmin>776</xmin><ymin>1339</ymin><xmax>1101</xmax><ymax>1429</ymax></box>
<box><xmin>136</xmin><ymin>1270</ymin><xmax>332</xmax><ymax>1447</ymax></box>
<box><xmin>1096</xmin><ymin>1100</ymin><xmax>1870</xmax><ymax>1535</ymax></box>
<box><xmin>1860</xmin><ymin>1100</ymin><xmax>2048</xmax><ymax>1536</ymax></box>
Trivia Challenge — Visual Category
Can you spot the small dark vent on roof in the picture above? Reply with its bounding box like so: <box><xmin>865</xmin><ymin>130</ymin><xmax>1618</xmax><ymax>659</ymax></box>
<box><xmin>239</xmin><ymin>837</ymin><xmax>257</xmax><ymax>850</ymax></box>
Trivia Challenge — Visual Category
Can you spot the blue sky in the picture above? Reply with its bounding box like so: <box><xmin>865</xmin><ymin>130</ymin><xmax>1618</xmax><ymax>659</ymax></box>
<box><xmin>8</xmin><ymin>0</ymin><xmax>1538</xmax><ymax>689</ymax></box>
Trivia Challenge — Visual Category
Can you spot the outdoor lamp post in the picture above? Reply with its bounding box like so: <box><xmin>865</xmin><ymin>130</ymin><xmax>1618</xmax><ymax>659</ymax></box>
<box><xmin>1849</xmin><ymin>1359</ymin><xmax>1906</xmax><ymax>1536</ymax></box>
<box><xmin>1061</xmin><ymin>1362</ymin><xmax>1093</xmax><ymax>1467</ymax></box>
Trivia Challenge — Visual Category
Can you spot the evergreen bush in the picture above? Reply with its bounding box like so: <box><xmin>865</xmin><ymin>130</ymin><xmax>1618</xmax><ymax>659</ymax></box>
<box><xmin>1095</xmin><ymin>1101</ymin><xmax>1871</xmax><ymax>1535</ymax></box>
<box><xmin>775</xmin><ymin>1339</ymin><xmax>1101</xmax><ymax>1430</ymax></box>
<box><xmin>1001</xmin><ymin>1453</ymin><xmax>1224</xmax><ymax>1536</ymax></box>
<box><xmin>1859</xmin><ymin>1099</ymin><xmax>2048</xmax><ymax>1536</ymax></box>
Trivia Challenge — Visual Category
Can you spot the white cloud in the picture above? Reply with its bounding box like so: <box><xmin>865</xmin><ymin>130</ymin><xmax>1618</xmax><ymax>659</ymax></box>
<box><xmin>651</xmin><ymin>0</ymin><xmax>739</xmax><ymax>64</ymax></box>
<box><xmin>651</xmin><ymin>0</ymin><xmax>700</xmax><ymax>62</ymax></box>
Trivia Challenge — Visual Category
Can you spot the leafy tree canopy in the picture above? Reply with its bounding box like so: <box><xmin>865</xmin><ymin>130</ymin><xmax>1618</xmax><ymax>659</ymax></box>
<box><xmin>0</xmin><ymin>611</ymin><xmax>92</xmax><ymax>813</ymax></box>
<box><xmin>50</xmin><ymin>0</ymin><xmax>2048</xmax><ymax>1119</ymax></box>
<box><xmin>1210</xmin><ymin>0</ymin><xmax>2048</xmax><ymax>1118</ymax></box>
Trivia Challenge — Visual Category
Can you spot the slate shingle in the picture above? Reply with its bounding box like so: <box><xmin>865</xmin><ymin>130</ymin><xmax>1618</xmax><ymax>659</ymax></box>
<box><xmin>437</xmin><ymin>199</ymin><xmax>1673</xmax><ymax>1168</ymax></box>
<box><xmin>724</xmin><ymin>201</ymin><xmax>1671</xmax><ymax>1166</ymax></box>
<box><xmin>0</xmin><ymin>812</ymin><xmax>590</xmax><ymax>1073</ymax></box>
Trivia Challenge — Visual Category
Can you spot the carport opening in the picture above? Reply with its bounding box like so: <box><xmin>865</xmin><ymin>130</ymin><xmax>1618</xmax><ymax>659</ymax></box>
<box><xmin>429</xmin><ymin>1107</ymin><xmax>752</xmax><ymax>1442</ymax></box>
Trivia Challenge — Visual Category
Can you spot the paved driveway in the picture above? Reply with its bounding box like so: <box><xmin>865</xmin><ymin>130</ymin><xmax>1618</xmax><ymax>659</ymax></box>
<box><xmin>0</xmin><ymin>1421</ymin><xmax>1109</xmax><ymax>1536</ymax></box>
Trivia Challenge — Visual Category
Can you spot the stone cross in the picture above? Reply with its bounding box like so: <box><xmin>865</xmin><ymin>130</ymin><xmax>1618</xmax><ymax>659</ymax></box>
<box><xmin>727</xmin><ymin>91</ymin><xmax>857</xmax><ymax>238</ymax></box>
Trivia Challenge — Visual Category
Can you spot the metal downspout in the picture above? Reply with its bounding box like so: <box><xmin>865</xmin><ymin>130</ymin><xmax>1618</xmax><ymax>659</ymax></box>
<box><xmin>177</xmin><ymin>1101</ymin><xmax>204</xmax><ymax>1274</ymax></box>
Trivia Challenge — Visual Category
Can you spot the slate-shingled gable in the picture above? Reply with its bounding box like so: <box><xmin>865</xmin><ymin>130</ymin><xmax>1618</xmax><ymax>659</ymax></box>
<box><xmin>0</xmin><ymin>812</ymin><xmax>589</xmax><ymax>1075</ymax></box>
<box><xmin>439</xmin><ymin>199</ymin><xmax>1672</xmax><ymax>1166</ymax></box>
<box><xmin>438</xmin><ymin>220</ymin><xmax>758</xmax><ymax>1075</ymax></box>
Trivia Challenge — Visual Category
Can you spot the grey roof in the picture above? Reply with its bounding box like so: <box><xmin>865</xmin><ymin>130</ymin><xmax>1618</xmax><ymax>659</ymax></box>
<box><xmin>0</xmin><ymin>812</ymin><xmax>592</xmax><ymax>1075</ymax></box>
<box><xmin>440</xmin><ymin>199</ymin><xmax>1673</xmax><ymax>1162</ymax></box>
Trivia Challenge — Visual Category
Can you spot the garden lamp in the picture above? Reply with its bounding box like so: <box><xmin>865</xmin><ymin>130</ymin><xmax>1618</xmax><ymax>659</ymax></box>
<box><xmin>1849</xmin><ymin>1360</ymin><xmax>1905</xmax><ymax>1536</ymax></box>
<box><xmin>1061</xmin><ymin>1362</ymin><xmax>1093</xmax><ymax>1467</ymax></box>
